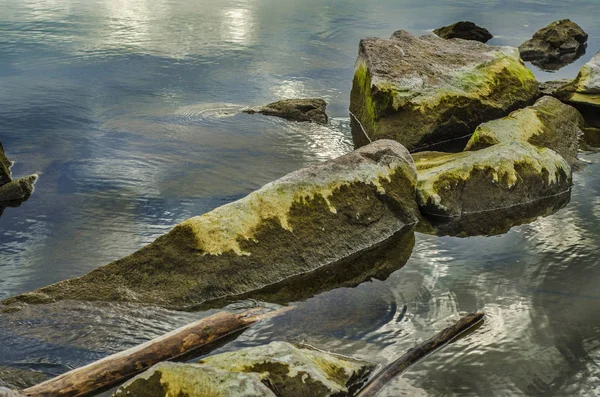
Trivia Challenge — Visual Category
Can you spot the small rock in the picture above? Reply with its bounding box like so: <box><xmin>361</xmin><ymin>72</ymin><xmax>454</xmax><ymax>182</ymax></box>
<box><xmin>433</xmin><ymin>21</ymin><xmax>493</xmax><ymax>43</ymax></box>
<box><xmin>0</xmin><ymin>175</ymin><xmax>37</xmax><ymax>203</ymax></box>
<box><xmin>414</xmin><ymin>141</ymin><xmax>572</xmax><ymax>217</ymax></box>
<box><xmin>556</xmin><ymin>52</ymin><xmax>600</xmax><ymax>108</ymax></box>
<box><xmin>519</xmin><ymin>19</ymin><xmax>588</xmax><ymax>70</ymax></box>
<box><xmin>244</xmin><ymin>98</ymin><xmax>328</xmax><ymax>124</ymax></box>
<box><xmin>0</xmin><ymin>143</ymin><xmax>13</xmax><ymax>187</ymax></box>
<box><xmin>539</xmin><ymin>79</ymin><xmax>571</xmax><ymax>96</ymax></box>
<box><xmin>465</xmin><ymin>96</ymin><xmax>584</xmax><ymax>166</ymax></box>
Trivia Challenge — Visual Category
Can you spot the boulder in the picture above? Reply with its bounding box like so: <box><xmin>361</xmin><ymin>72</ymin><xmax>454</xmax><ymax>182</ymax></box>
<box><xmin>414</xmin><ymin>142</ymin><xmax>572</xmax><ymax>217</ymax></box>
<box><xmin>0</xmin><ymin>175</ymin><xmax>37</xmax><ymax>203</ymax></box>
<box><xmin>519</xmin><ymin>19</ymin><xmax>588</xmax><ymax>70</ymax></box>
<box><xmin>0</xmin><ymin>143</ymin><xmax>13</xmax><ymax>187</ymax></box>
<box><xmin>113</xmin><ymin>362</ymin><xmax>276</xmax><ymax>397</ymax></box>
<box><xmin>556</xmin><ymin>52</ymin><xmax>600</xmax><ymax>109</ymax></box>
<box><xmin>3</xmin><ymin>140</ymin><xmax>420</xmax><ymax>310</ymax></box>
<box><xmin>198</xmin><ymin>342</ymin><xmax>374</xmax><ymax>397</ymax></box>
<box><xmin>349</xmin><ymin>30</ymin><xmax>538</xmax><ymax>152</ymax></box>
<box><xmin>465</xmin><ymin>96</ymin><xmax>584</xmax><ymax>166</ymax></box>
<box><xmin>244</xmin><ymin>98</ymin><xmax>328</xmax><ymax>124</ymax></box>
<box><xmin>433</xmin><ymin>21</ymin><xmax>493</xmax><ymax>43</ymax></box>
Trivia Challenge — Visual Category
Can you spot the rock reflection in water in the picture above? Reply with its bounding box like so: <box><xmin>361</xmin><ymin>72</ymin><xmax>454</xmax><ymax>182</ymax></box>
<box><xmin>417</xmin><ymin>191</ymin><xmax>572</xmax><ymax>237</ymax></box>
<box><xmin>528</xmin><ymin>46</ymin><xmax>587</xmax><ymax>72</ymax></box>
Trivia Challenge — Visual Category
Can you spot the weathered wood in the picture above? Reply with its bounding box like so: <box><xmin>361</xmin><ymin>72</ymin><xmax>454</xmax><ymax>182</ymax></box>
<box><xmin>356</xmin><ymin>312</ymin><xmax>485</xmax><ymax>397</ymax></box>
<box><xmin>22</xmin><ymin>309</ymin><xmax>264</xmax><ymax>397</ymax></box>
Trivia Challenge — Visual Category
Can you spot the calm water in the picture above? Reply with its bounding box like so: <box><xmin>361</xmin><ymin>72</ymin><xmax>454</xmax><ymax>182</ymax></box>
<box><xmin>1</xmin><ymin>0</ymin><xmax>600</xmax><ymax>395</ymax></box>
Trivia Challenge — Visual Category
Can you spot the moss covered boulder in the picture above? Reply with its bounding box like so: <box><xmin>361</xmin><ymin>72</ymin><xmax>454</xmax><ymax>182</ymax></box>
<box><xmin>4</xmin><ymin>140</ymin><xmax>419</xmax><ymax>310</ymax></box>
<box><xmin>244</xmin><ymin>98</ymin><xmax>328</xmax><ymax>124</ymax></box>
<box><xmin>414</xmin><ymin>142</ymin><xmax>571</xmax><ymax>217</ymax></box>
<box><xmin>0</xmin><ymin>143</ymin><xmax>12</xmax><ymax>187</ymax></box>
<box><xmin>465</xmin><ymin>96</ymin><xmax>584</xmax><ymax>165</ymax></box>
<box><xmin>0</xmin><ymin>175</ymin><xmax>37</xmax><ymax>203</ymax></box>
<box><xmin>349</xmin><ymin>30</ymin><xmax>538</xmax><ymax>151</ymax></box>
<box><xmin>556</xmin><ymin>52</ymin><xmax>600</xmax><ymax>114</ymax></box>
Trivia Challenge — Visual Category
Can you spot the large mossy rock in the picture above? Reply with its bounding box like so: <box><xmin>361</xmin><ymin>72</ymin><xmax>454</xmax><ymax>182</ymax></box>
<box><xmin>414</xmin><ymin>142</ymin><xmax>571</xmax><ymax>217</ymax></box>
<box><xmin>0</xmin><ymin>175</ymin><xmax>37</xmax><ymax>203</ymax></box>
<box><xmin>114</xmin><ymin>342</ymin><xmax>374</xmax><ymax>397</ymax></box>
<box><xmin>556</xmin><ymin>52</ymin><xmax>600</xmax><ymax>114</ymax></box>
<box><xmin>244</xmin><ymin>98</ymin><xmax>328</xmax><ymax>124</ymax></box>
<box><xmin>0</xmin><ymin>143</ymin><xmax>12</xmax><ymax>187</ymax></box>
<box><xmin>465</xmin><ymin>96</ymin><xmax>584</xmax><ymax>166</ymax></box>
<box><xmin>433</xmin><ymin>21</ymin><xmax>493</xmax><ymax>43</ymax></box>
<box><xmin>349</xmin><ymin>30</ymin><xmax>538</xmax><ymax>152</ymax></box>
<box><xmin>4</xmin><ymin>140</ymin><xmax>420</xmax><ymax>310</ymax></box>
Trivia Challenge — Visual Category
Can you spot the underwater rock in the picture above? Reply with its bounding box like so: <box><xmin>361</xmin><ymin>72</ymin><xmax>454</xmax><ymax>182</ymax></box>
<box><xmin>198</xmin><ymin>342</ymin><xmax>374</xmax><ymax>397</ymax></box>
<box><xmin>244</xmin><ymin>98</ymin><xmax>328</xmax><ymax>124</ymax></box>
<box><xmin>113</xmin><ymin>361</ymin><xmax>276</xmax><ymax>397</ymax></box>
<box><xmin>433</xmin><ymin>21</ymin><xmax>493</xmax><ymax>43</ymax></box>
<box><xmin>465</xmin><ymin>96</ymin><xmax>584</xmax><ymax>166</ymax></box>
<box><xmin>349</xmin><ymin>30</ymin><xmax>538</xmax><ymax>151</ymax></box>
<box><xmin>414</xmin><ymin>141</ymin><xmax>572</xmax><ymax>217</ymax></box>
<box><xmin>0</xmin><ymin>388</ymin><xmax>25</xmax><ymax>397</ymax></box>
<box><xmin>0</xmin><ymin>175</ymin><xmax>37</xmax><ymax>203</ymax></box>
<box><xmin>519</xmin><ymin>19</ymin><xmax>588</xmax><ymax>70</ymax></box>
<box><xmin>0</xmin><ymin>143</ymin><xmax>12</xmax><ymax>187</ymax></box>
<box><xmin>556</xmin><ymin>52</ymin><xmax>600</xmax><ymax>113</ymax></box>
<box><xmin>3</xmin><ymin>140</ymin><xmax>420</xmax><ymax>310</ymax></box>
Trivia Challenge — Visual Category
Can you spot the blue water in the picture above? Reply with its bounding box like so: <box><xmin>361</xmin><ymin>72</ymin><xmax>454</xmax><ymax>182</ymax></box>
<box><xmin>1</xmin><ymin>0</ymin><xmax>599</xmax><ymax>395</ymax></box>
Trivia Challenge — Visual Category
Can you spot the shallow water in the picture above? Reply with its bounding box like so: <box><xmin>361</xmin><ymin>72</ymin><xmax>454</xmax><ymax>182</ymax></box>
<box><xmin>1</xmin><ymin>0</ymin><xmax>600</xmax><ymax>395</ymax></box>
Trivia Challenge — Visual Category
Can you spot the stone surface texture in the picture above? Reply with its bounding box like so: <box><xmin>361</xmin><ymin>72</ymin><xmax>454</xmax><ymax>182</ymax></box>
<box><xmin>433</xmin><ymin>21</ymin><xmax>493</xmax><ymax>43</ymax></box>
<box><xmin>244</xmin><ymin>98</ymin><xmax>328</xmax><ymax>124</ymax></box>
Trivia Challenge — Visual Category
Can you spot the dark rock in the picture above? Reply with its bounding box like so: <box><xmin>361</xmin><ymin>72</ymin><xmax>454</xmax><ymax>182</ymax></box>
<box><xmin>519</xmin><ymin>19</ymin><xmax>588</xmax><ymax>70</ymax></box>
<box><xmin>349</xmin><ymin>30</ymin><xmax>538</xmax><ymax>152</ymax></box>
<box><xmin>4</xmin><ymin>140</ymin><xmax>420</xmax><ymax>310</ymax></box>
<box><xmin>433</xmin><ymin>21</ymin><xmax>493</xmax><ymax>43</ymax></box>
<box><xmin>0</xmin><ymin>143</ymin><xmax>13</xmax><ymax>187</ymax></box>
<box><xmin>244</xmin><ymin>98</ymin><xmax>328</xmax><ymax>124</ymax></box>
<box><xmin>539</xmin><ymin>79</ymin><xmax>571</xmax><ymax>96</ymax></box>
<box><xmin>0</xmin><ymin>175</ymin><xmax>37</xmax><ymax>203</ymax></box>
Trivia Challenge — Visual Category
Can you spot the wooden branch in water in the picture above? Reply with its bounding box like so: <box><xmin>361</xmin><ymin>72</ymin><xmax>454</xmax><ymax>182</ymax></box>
<box><xmin>356</xmin><ymin>312</ymin><xmax>485</xmax><ymax>397</ymax></box>
<box><xmin>22</xmin><ymin>308</ymin><xmax>284</xmax><ymax>397</ymax></box>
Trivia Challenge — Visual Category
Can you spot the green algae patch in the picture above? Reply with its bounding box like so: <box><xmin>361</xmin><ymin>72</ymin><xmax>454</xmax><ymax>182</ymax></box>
<box><xmin>349</xmin><ymin>30</ymin><xmax>538</xmax><ymax>151</ymax></box>
<box><xmin>556</xmin><ymin>52</ymin><xmax>600</xmax><ymax>110</ymax></box>
<box><xmin>2</xmin><ymin>140</ymin><xmax>420</xmax><ymax>310</ymax></box>
<box><xmin>465</xmin><ymin>96</ymin><xmax>584</xmax><ymax>166</ymax></box>
<box><xmin>415</xmin><ymin>141</ymin><xmax>572</xmax><ymax>217</ymax></box>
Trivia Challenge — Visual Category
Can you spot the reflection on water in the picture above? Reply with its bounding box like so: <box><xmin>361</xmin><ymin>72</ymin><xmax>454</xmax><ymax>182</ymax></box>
<box><xmin>1</xmin><ymin>0</ymin><xmax>600</xmax><ymax>395</ymax></box>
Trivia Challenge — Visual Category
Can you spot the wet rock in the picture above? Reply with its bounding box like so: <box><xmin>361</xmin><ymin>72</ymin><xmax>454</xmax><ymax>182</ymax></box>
<box><xmin>0</xmin><ymin>175</ymin><xmax>37</xmax><ymax>203</ymax></box>
<box><xmin>0</xmin><ymin>143</ymin><xmax>12</xmax><ymax>187</ymax></box>
<box><xmin>244</xmin><ymin>98</ymin><xmax>328</xmax><ymax>124</ymax></box>
<box><xmin>0</xmin><ymin>388</ymin><xmax>25</xmax><ymax>397</ymax></box>
<box><xmin>113</xmin><ymin>361</ymin><xmax>276</xmax><ymax>397</ymax></box>
<box><xmin>414</xmin><ymin>142</ymin><xmax>572</xmax><ymax>217</ymax></box>
<box><xmin>198</xmin><ymin>342</ymin><xmax>375</xmax><ymax>397</ymax></box>
<box><xmin>4</xmin><ymin>140</ymin><xmax>420</xmax><ymax>310</ymax></box>
<box><xmin>465</xmin><ymin>96</ymin><xmax>584</xmax><ymax>166</ymax></box>
<box><xmin>433</xmin><ymin>21</ymin><xmax>493</xmax><ymax>43</ymax></box>
<box><xmin>349</xmin><ymin>30</ymin><xmax>538</xmax><ymax>152</ymax></box>
<box><xmin>556</xmin><ymin>52</ymin><xmax>600</xmax><ymax>113</ymax></box>
<box><xmin>0</xmin><ymin>366</ymin><xmax>47</xmax><ymax>391</ymax></box>
<box><xmin>519</xmin><ymin>19</ymin><xmax>588</xmax><ymax>71</ymax></box>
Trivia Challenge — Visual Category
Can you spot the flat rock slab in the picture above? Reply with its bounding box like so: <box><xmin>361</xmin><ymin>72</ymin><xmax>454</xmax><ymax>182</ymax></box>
<box><xmin>433</xmin><ymin>21</ymin><xmax>493</xmax><ymax>43</ymax></box>
<box><xmin>3</xmin><ymin>140</ymin><xmax>420</xmax><ymax>310</ymax></box>
<box><xmin>414</xmin><ymin>141</ymin><xmax>572</xmax><ymax>217</ymax></box>
<box><xmin>244</xmin><ymin>98</ymin><xmax>328</xmax><ymax>124</ymax></box>
<box><xmin>349</xmin><ymin>30</ymin><xmax>538</xmax><ymax>151</ymax></box>
<box><xmin>465</xmin><ymin>96</ymin><xmax>584</xmax><ymax>166</ymax></box>
<box><xmin>115</xmin><ymin>342</ymin><xmax>374</xmax><ymax>397</ymax></box>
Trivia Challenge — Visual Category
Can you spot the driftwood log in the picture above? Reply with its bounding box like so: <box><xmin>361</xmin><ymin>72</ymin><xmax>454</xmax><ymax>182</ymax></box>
<box><xmin>357</xmin><ymin>312</ymin><xmax>485</xmax><ymax>397</ymax></box>
<box><xmin>22</xmin><ymin>309</ymin><xmax>271</xmax><ymax>397</ymax></box>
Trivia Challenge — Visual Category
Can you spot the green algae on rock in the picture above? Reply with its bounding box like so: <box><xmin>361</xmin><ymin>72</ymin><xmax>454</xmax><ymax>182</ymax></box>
<box><xmin>3</xmin><ymin>140</ymin><xmax>420</xmax><ymax>310</ymax></box>
<box><xmin>556</xmin><ymin>52</ymin><xmax>600</xmax><ymax>110</ymax></box>
<box><xmin>0</xmin><ymin>175</ymin><xmax>37</xmax><ymax>203</ymax></box>
<box><xmin>414</xmin><ymin>142</ymin><xmax>572</xmax><ymax>217</ymax></box>
<box><xmin>198</xmin><ymin>342</ymin><xmax>375</xmax><ymax>397</ymax></box>
<box><xmin>0</xmin><ymin>143</ymin><xmax>12</xmax><ymax>187</ymax></box>
<box><xmin>113</xmin><ymin>362</ymin><xmax>276</xmax><ymax>397</ymax></box>
<box><xmin>465</xmin><ymin>96</ymin><xmax>584</xmax><ymax>166</ymax></box>
<box><xmin>349</xmin><ymin>30</ymin><xmax>538</xmax><ymax>151</ymax></box>
<box><xmin>244</xmin><ymin>98</ymin><xmax>328</xmax><ymax>124</ymax></box>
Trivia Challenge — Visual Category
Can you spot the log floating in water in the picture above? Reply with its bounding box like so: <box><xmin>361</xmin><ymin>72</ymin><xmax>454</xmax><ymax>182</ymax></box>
<box><xmin>357</xmin><ymin>312</ymin><xmax>485</xmax><ymax>397</ymax></box>
<box><xmin>22</xmin><ymin>309</ymin><xmax>274</xmax><ymax>397</ymax></box>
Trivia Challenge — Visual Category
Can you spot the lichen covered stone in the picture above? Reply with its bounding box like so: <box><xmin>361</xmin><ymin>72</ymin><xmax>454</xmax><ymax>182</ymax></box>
<box><xmin>556</xmin><ymin>52</ymin><xmax>600</xmax><ymax>109</ymax></box>
<box><xmin>349</xmin><ymin>30</ymin><xmax>538</xmax><ymax>151</ymax></box>
<box><xmin>465</xmin><ymin>96</ymin><xmax>584</xmax><ymax>165</ymax></box>
<box><xmin>414</xmin><ymin>141</ymin><xmax>571</xmax><ymax>217</ymax></box>
<box><xmin>0</xmin><ymin>143</ymin><xmax>12</xmax><ymax>187</ymax></box>
<box><xmin>0</xmin><ymin>175</ymin><xmax>37</xmax><ymax>203</ymax></box>
<box><xmin>4</xmin><ymin>140</ymin><xmax>419</xmax><ymax>310</ymax></box>
<box><xmin>198</xmin><ymin>342</ymin><xmax>375</xmax><ymax>397</ymax></box>
<box><xmin>113</xmin><ymin>362</ymin><xmax>276</xmax><ymax>397</ymax></box>
<box><xmin>244</xmin><ymin>98</ymin><xmax>328</xmax><ymax>124</ymax></box>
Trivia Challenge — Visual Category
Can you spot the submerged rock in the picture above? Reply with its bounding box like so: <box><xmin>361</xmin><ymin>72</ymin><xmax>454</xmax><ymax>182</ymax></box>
<box><xmin>114</xmin><ymin>342</ymin><xmax>374</xmax><ymax>397</ymax></box>
<box><xmin>465</xmin><ymin>96</ymin><xmax>584</xmax><ymax>166</ymax></box>
<box><xmin>0</xmin><ymin>143</ymin><xmax>12</xmax><ymax>187</ymax></box>
<box><xmin>4</xmin><ymin>140</ymin><xmax>420</xmax><ymax>310</ymax></box>
<box><xmin>244</xmin><ymin>98</ymin><xmax>328</xmax><ymax>124</ymax></box>
<box><xmin>0</xmin><ymin>175</ymin><xmax>37</xmax><ymax>203</ymax></box>
<box><xmin>414</xmin><ymin>142</ymin><xmax>572</xmax><ymax>217</ymax></box>
<box><xmin>433</xmin><ymin>21</ymin><xmax>493</xmax><ymax>43</ymax></box>
<box><xmin>556</xmin><ymin>52</ymin><xmax>600</xmax><ymax>112</ymax></box>
<box><xmin>0</xmin><ymin>388</ymin><xmax>25</xmax><ymax>397</ymax></box>
<box><xmin>519</xmin><ymin>19</ymin><xmax>588</xmax><ymax>71</ymax></box>
<box><xmin>349</xmin><ymin>30</ymin><xmax>538</xmax><ymax>151</ymax></box>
